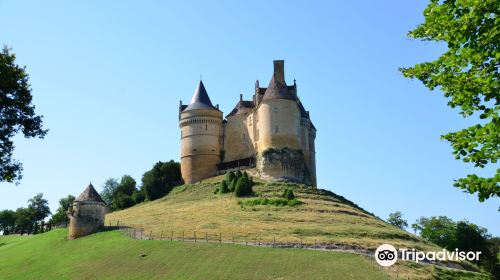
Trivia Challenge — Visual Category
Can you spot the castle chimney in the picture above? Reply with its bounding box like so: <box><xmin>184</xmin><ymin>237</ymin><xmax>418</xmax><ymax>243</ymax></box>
<box><xmin>273</xmin><ymin>60</ymin><xmax>285</xmax><ymax>84</ymax></box>
<box><xmin>240</xmin><ymin>94</ymin><xmax>243</xmax><ymax>102</ymax></box>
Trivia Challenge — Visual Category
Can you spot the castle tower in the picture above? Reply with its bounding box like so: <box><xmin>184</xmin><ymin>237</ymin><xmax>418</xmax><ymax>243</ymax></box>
<box><xmin>67</xmin><ymin>183</ymin><xmax>107</xmax><ymax>240</ymax></box>
<box><xmin>179</xmin><ymin>81</ymin><xmax>223</xmax><ymax>184</ymax></box>
<box><xmin>257</xmin><ymin>60</ymin><xmax>301</xmax><ymax>152</ymax></box>
<box><xmin>253</xmin><ymin>60</ymin><xmax>317</xmax><ymax>186</ymax></box>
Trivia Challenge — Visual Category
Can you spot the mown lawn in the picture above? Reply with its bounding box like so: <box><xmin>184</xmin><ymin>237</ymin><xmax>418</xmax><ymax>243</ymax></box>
<box><xmin>0</xmin><ymin>228</ymin><xmax>389</xmax><ymax>280</ymax></box>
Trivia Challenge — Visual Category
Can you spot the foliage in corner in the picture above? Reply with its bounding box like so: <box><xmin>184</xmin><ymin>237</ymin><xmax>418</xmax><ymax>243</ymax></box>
<box><xmin>399</xmin><ymin>0</ymin><xmax>499</xmax><ymax>202</ymax></box>
<box><xmin>0</xmin><ymin>46</ymin><xmax>48</xmax><ymax>183</ymax></box>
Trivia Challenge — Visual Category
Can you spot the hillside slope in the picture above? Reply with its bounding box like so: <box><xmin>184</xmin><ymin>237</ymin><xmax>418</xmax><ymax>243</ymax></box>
<box><xmin>107</xmin><ymin>176</ymin><xmax>436</xmax><ymax>252</ymax></box>
<box><xmin>0</xmin><ymin>229</ymin><xmax>389</xmax><ymax>280</ymax></box>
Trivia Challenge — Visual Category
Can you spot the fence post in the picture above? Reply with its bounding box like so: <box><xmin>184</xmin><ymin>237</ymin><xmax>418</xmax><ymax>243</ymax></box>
<box><xmin>133</xmin><ymin>228</ymin><xmax>136</xmax><ymax>238</ymax></box>
<box><xmin>273</xmin><ymin>236</ymin><xmax>276</xmax><ymax>246</ymax></box>
<box><xmin>245</xmin><ymin>235</ymin><xmax>248</xmax><ymax>245</ymax></box>
<box><xmin>258</xmin><ymin>237</ymin><xmax>260</xmax><ymax>246</ymax></box>
<box><xmin>182</xmin><ymin>231</ymin><xmax>184</xmax><ymax>242</ymax></box>
<box><xmin>205</xmin><ymin>232</ymin><xmax>208</xmax><ymax>242</ymax></box>
<box><xmin>232</xmin><ymin>233</ymin><xmax>234</xmax><ymax>244</ymax></box>
<box><xmin>161</xmin><ymin>229</ymin><xmax>164</xmax><ymax>240</ymax></box>
<box><xmin>194</xmin><ymin>231</ymin><xmax>196</xmax><ymax>243</ymax></box>
<box><xmin>171</xmin><ymin>230</ymin><xmax>173</xmax><ymax>242</ymax></box>
<box><xmin>219</xmin><ymin>233</ymin><xmax>221</xmax><ymax>243</ymax></box>
<box><xmin>150</xmin><ymin>231</ymin><xmax>153</xmax><ymax>240</ymax></box>
<box><xmin>140</xmin><ymin>229</ymin><xmax>143</xmax><ymax>240</ymax></box>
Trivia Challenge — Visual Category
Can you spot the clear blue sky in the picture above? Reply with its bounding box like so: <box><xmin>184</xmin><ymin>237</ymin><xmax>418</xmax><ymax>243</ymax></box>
<box><xmin>1</xmin><ymin>0</ymin><xmax>498</xmax><ymax>235</ymax></box>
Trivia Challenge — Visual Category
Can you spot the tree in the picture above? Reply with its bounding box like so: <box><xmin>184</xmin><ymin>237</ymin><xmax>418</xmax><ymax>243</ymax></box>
<box><xmin>0</xmin><ymin>46</ymin><xmax>48</xmax><ymax>183</ymax></box>
<box><xmin>49</xmin><ymin>195</ymin><xmax>74</xmax><ymax>226</ymax></box>
<box><xmin>27</xmin><ymin>193</ymin><xmax>51</xmax><ymax>230</ymax></box>
<box><xmin>413</xmin><ymin>216</ymin><xmax>457</xmax><ymax>248</ymax></box>
<box><xmin>400</xmin><ymin>0</ymin><xmax>499</xmax><ymax>202</ymax></box>
<box><xmin>131</xmin><ymin>189</ymin><xmax>145</xmax><ymax>204</ymax></box>
<box><xmin>387</xmin><ymin>211</ymin><xmax>408</xmax><ymax>230</ymax></box>
<box><xmin>0</xmin><ymin>210</ymin><xmax>16</xmax><ymax>235</ymax></box>
<box><xmin>142</xmin><ymin>160</ymin><xmax>182</xmax><ymax>201</ymax></box>
<box><xmin>112</xmin><ymin>192</ymin><xmax>134</xmax><ymax>210</ymax></box>
<box><xmin>100</xmin><ymin>178</ymin><xmax>119</xmax><ymax>205</ymax></box>
<box><xmin>117</xmin><ymin>175</ymin><xmax>136</xmax><ymax>196</ymax></box>
<box><xmin>14</xmin><ymin>207</ymin><xmax>34</xmax><ymax>235</ymax></box>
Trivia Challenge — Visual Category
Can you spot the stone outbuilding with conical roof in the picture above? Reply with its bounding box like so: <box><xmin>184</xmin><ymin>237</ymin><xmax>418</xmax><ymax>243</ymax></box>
<box><xmin>67</xmin><ymin>183</ymin><xmax>108</xmax><ymax>239</ymax></box>
<box><xmin>179</xmin><ymin>60</ymin><xmax>316</xmax><ymax>186</ymax></box>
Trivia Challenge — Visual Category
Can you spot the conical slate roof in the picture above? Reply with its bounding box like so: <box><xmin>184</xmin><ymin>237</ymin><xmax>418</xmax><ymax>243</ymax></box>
<box><xmin>185</xmin><ymin>81</ymin><xmax>217</xmax><ymax>111</ymax></box>
<box><xmin>76</xmin><ymin>183</ymin><xmax>106</xmax><ymax>204</ymax></box>
<box><xmin>262</xmin><ymin>76</ymin><xmax>296</xmax><ymax>101</ymax></box>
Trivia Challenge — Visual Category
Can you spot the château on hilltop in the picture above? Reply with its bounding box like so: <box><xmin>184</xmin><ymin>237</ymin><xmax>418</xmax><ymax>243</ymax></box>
<box><xmin>179</xmin><ymin>60</ymin><xmax>316</xmax><ymax>186</ymax></box>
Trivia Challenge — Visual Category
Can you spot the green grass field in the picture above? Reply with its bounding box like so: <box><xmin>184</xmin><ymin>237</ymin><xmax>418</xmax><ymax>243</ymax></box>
<box><xmin>0</xmin><ymin>229</ymin><xmax>389</xmax><ymax>280</ymax></box>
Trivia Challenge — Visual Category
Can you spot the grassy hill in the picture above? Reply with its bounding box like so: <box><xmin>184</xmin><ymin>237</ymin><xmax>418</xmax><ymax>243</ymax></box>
<box><xmin>0</xmin><ymin>228</ymin><xmax>390</xmax><ymax>280</ymax></box>
<box><xmin>105</xmin><ymin>175</ymin><xmax>490</xmax><ymax>279</ymax></box>
<box><xmin>107</xmin><ymin>176</ymin><xmax>437</xmax><ymax>252</ymax></box>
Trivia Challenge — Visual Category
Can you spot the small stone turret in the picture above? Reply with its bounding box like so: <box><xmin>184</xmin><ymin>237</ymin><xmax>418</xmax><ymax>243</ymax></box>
<box><xmin>68</xmin><ymin>183</ymin><xmax>108</xmax><ymax>240</ymax></box>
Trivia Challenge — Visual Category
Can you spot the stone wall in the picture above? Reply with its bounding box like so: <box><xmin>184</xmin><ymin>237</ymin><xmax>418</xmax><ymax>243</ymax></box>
<box><xmin>224</xmin><ymin>113</ymin><xmax>255</xmax><ymax>162</ymax></box>
<box><xmin>256</xmin><ymin>147</ymin><xmax>313</xmax><ymax>186</ymax></box>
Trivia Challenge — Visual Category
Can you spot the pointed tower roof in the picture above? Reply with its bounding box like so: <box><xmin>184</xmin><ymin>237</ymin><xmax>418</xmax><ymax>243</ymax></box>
<box><xmin>184</xmin><ymin>81</ymin><xmax>217</xmax><ymax>111</ymax></box>
<box><xmin>75</xmin><ymin>183</ymin><xmax>106</xmax><ymax>204</ymax></box>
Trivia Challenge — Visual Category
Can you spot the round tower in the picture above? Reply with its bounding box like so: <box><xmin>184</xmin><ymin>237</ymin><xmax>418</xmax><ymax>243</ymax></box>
<box><xmin>257</xmin><ymin>60</ymin><xmax>301</xmax><ymax>152</ymax></box>
<box><xmin>179</xmin><ymin>81</ymin><xmax>223</xmax><ymax>184</ymax></box>
<box><xmin>67</xmin><ymin>183</ymin><xmax>108</xmax><ymax>240</ymax></box>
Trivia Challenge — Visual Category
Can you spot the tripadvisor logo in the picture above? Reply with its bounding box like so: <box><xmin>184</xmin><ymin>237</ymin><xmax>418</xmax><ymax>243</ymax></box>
<box><xmin>375</xmin><ymin>244</ymin><xmax>398</xmax><ymax>267</ymax></box>
<box><xmin>374</xmin><ymin>244</ymin><xmax>482</xmax><ymax>267</ymax></box>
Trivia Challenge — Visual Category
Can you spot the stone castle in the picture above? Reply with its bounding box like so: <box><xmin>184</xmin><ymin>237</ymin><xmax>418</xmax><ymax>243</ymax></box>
<box><xmin>67</xmin><ymin>183</ymin><xmax>108</xmax><ymax>239</ymax></box>
<box><xmin>179</xmin><ymin>60</ymin><xmax>316</xmax><ymax>186</ymax></box>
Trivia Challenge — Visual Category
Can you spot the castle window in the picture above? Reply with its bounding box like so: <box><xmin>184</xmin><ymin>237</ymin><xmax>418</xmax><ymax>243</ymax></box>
<box><xmin>193</xmin><ymin>148</ymin><xmax>197</xmax><ymax>152</ymax></box>
<box><xmin>205</xmin><ymin>123</ymin><xmax>208</xmax><ymax>131</ymax></box>
<box><xmin>273</xmin><ymin>106</ymin><xmax>279</xmax><ymax>113</ymax></box>
<box><xmin>275</xmin><ymin>125</ymin><xmax>279</xmax><ymax>133</ymax></box>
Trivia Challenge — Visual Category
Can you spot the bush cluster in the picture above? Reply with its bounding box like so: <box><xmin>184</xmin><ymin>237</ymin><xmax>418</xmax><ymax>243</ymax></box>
<box><xmin>281</xmin><ymin>189</ymin><xmax>295</xmax><ymax>200</ymax></box>
<box><xmin>215</xmin><ymin>170</ymin><xmax>254</xmax><ymax>197</ymax></box>
<box><xmin>238</xmin><ymin>197</ymin><xmax>302</xmax><ymax>207</ymax></box>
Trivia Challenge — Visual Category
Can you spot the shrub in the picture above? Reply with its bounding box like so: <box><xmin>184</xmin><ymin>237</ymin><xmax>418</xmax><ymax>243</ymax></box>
<box><xmin>234</xmin><ymin>176</ymin><xmax>252</xmax><ymax>197</ymax></box>
<box><xmin>281</xmin><ymin>189</ymin><xmax>288</xmax><ymax>198</ymax></box>
<box><xmin>224</xmin><ymin>171</ymin><xmax>235</xmax><ymax>186</ymax></box>
<box><xmin>239</xmin><ymin>197</ymin><xmax>302</xmax><ymax>207</ymax></box>
<box><xmin>219</xmin><ymin>180</ymin><xmax>229</xmax><ymax>194</ymax></box>
<box><xmin>229</xmin><ymin>178</ymin><xmax>237</xmax><ymax>192</ymax></box>
<box><xmin>285</xmin><ymin>189</ymin><xmax>295</xmax><ymax>200</ymax></box>
<box><xmin>236</xmin><ymin>170</ymin><xmax>242</xmax><ymax>179</ymax></box>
